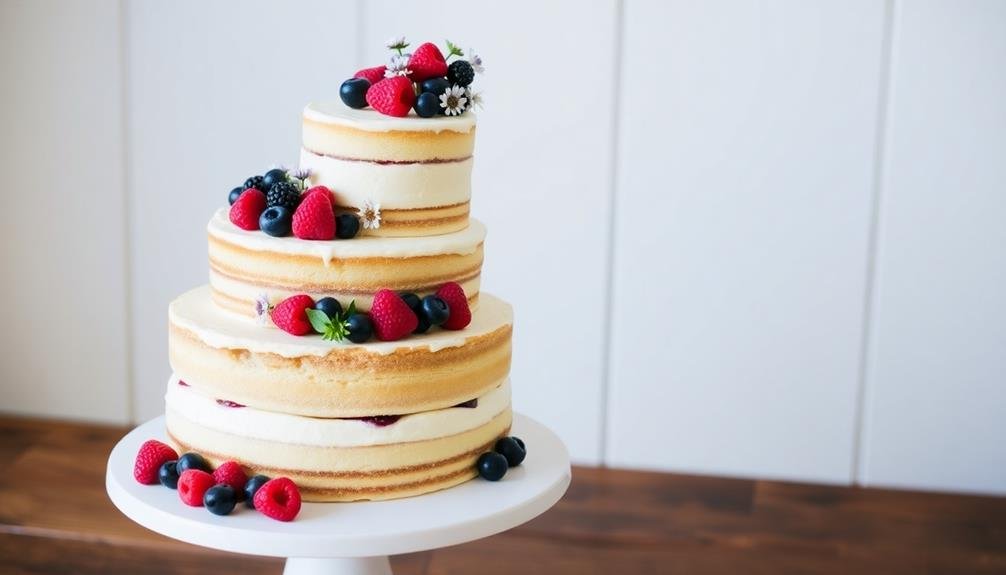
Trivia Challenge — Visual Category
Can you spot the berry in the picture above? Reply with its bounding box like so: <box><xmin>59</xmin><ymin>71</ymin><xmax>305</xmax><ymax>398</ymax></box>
<box><xmin>212</xmin><ymin>461</ymin><xmax>248</xmax><ymax>496</ymax></box>
<box><xmin>369</xmin><ymin>289</ymin><xmax>419</xmax><ymax>341</ymax></box>
<box><xmin>340</xmin><ymin>78</ymin><xmax>370</xmax><ymax>109</ymax></box>
<box><xmin>477</xmin><ymin>452</ymin><xmax>508</xmax><ymax>481</ymax></box>
<box><xmin>408</xmin><ymin>43</ymin><xmax>448</xmax><ymax>81</ymax></box>
<box><xmin>228</xmin><ymin>186</ymin><xmax>244</xmax><ymax>205</ymax></box>
<box><xmin>447</xmin><ymin>60</ymin><xmax>475</xmax><ymax>87</ymax></box>
<box><xmin>229</xmin><ymin>189</ymin><xmax>267</xmax><ymax>231</ymax></box>
<box><xmin>421</xmin><ymin>295</ymin><xmax>450</xmax><ymax>326</ymax></box>
<box><xmin>177</xmin><ymin>469</ymin><xmax>215</xmax><ymax>506</ymax></box>
<box><xmin>176</xmin><ymin>452</ymin><xmax>211</xmax><ymax>474</ymax></box>
<box><xmin>336</xmin><ymin>214</ymin><xmax>360</xmax><ymax>239</ymax></box>
<box><xmin>292</xmin><ymin>189</ymin><xmax>336</xmax><ymax>240</ymax></box>
<box><xmin>512</xmin><ymin>436</ymin><xmax>526</xmax><ymax>451</ymax></box>
<box><xmin>399</xmin><ymin>293</ymin><xmax>421</xmax><ymax>311</ymax></box>
<box><xmin>345</xmin><ymin>313</ymin><xmax>373</xmax><ymax>343</ymax></box>
<box><xmin>302</xmin><ymin>185</ymin><xmax>334</xmax><ymax>203</ymax></box>
<box><xmin>414</xmin><ymin>92</ymin><xmax>440</xmax><ymax>118</ymax></box>
<box><xmin>243</xmin><ymin>175</ymin><xmax>265</xmax><ymax>191</ymax></box>
<box><xmin>413</xmin><ymin>313</ymin><xmax>431</xmax><ymax>334</ymax></box>
<box><xmin>354</xmin><ymin>66</ymin><xmax>386</xmax><ymax>85</ymax></box>
<box><xmin>244</xmin><ymin>475</ymin><xmax>270</xmax><ymax>509</ymax></box>
<box><xmin>262</xmin><ymin>168</ymin><xmax>288</xmax><ymax>191</ymax></box>
<box><xmin>253</xmin><ymin>477</ymin><xmax>302</xmax><ymax>522</ymax></box>
<box><xmin>420</xmin><ymin>77</ymin><xmax>450</xmax><ymax>96</ymax></box>
<box><xmin>436</xmin><ymin>282</ymin><xmax>472</xmax><ymax>330</ymax></box>
<box><xmin>158</xmin><ymin>461</ymin><xmax>180</xmax><ymax>489</ymax></box>
<box><xmin>133</xmin><ymin>440</ymin><xmax>178</xmax><ymax>485</ymax></box>
<box><xmin>366</xmin><ymin>76</ymin><xmax>415</xmax><ymax>117</ymax></box>
<box><xmin>272</xmin><ymin>294</ymin><xmax>315</xmax><ymax>336</ymax></box>
<box><xmin>266</xmin><ymin>181</ymin><xmax>300</xmax><ymax>210</ymax></box>
<box><xmin>494</xmin><ymin>437</ymin><xmax>526</xmax><ymax>467</ymax></box>
<box><xmin>204</xmin><ymin>485</ymin><xmax>237</xmax><ymax>516</ymax></box>
<box><xmin>259</xmin><ymin>206</ymin><xmax>292</xmax><ymax>237</ymax></box>
<box><xmin>314</xmin><ymin>297</ymin><xmax>342</xmax><ymax>320</ymax></box>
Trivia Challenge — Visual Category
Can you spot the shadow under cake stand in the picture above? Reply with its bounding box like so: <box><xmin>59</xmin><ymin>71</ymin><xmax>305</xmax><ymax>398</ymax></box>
<box><xmin>106</xmin><ymin>413</ymin><xmax>571</xmax><ymax>575</ymax></box>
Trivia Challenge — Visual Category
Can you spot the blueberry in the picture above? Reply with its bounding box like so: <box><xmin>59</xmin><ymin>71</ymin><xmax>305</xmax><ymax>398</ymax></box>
<box><xmin>413</xmin><ymin>313</ymin><xmax>431</xmax><ymax>334</ymax></box>
<box><xmin>512</xmin><ymin>436</ymin><xmax>525</xmax><ymax>451</ymax></box>
<box><xmin>399</xmin><ymin>293</ymin><xmax>421</xmax><ymax>311</ymax></box>
<box><xmin>262</xmin><ymin>168</ymin><xmax>288</xmax><ymax>191</ymax></box>
<box><xmin>336</xmin><ymin>214</ymin><xmax>360</xmax><ymax>239</ymax></box>
<box><xmin>345</xmin><ymin>313</ymin><xmax>373</xmax><ymax>343</ymax></box>
<box><xmin>494</xmin><ymin>437</ymin><xmax>526</xmax><ymax>467</ymax></box>
<box><xmin>447</xmin><ymin>60</ymin><xmax>475</xmax><ymax>87</ymax></box>
<box><xmin>204</xmin><ymin>485</ymin><xmax>237</xmax><ymax>516</ymax></box>
<box><xmin>420</xmin><ymin>77</ymin><xmax>450</xmax><ymax>96</ymax></box>
<box><xmin>476</xmin><ymin>452</ymin><xmax>508</xmax><ymax>481</ymax></box>
<box><xmin>228</xmin><ymin>186</ymin><xmax>244</xmax><ymax>205</ymax></box>
<box><xmin>340</xmin><ymin>78</ymin><xmax>370</xmax><ymax>109</ymax></box>
<box><xmin>315</xmin><ymin>297</ymin><xmax>342</xmax><ymax>320</ymax></box>
<box><xmin>158</xmin><ymin>460</ymin><xmax>180</xmax><ymax>489</ymax></box>
<box><xmin>420</xmin><ymin>295</ymin><xmax>450</xmax><ymax>326</ymax></box>
<box><xmin>259</xmin><ymin>206</ymin><xmax>292</xmax><ymax>237</ymax></box>
<box><xmin>176</xmin><ymin>452</ymin><xmax>211</xmax><ymax>474</ymax></box>
<box><xmin>244</xmin><ymin>474</ymin><xmax>270</xmax><ymax>509</ymax></box>
<box><xmin>414</xmin><ymin>92</ymin><xmax>440</xmax><ymax>118</ymax></box>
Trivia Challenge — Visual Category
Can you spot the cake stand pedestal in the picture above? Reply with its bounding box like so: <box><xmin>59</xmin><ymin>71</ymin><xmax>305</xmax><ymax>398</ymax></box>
<box><xmin>106</xmin><ymin>413</ymin><xmax>571</xmax><ymax>575</ymax></box>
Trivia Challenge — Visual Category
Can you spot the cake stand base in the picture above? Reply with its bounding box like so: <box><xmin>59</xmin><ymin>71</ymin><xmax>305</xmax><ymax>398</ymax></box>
<box><xmin>106</xmin><ymin>413</ymin><xmax>570</xmax><ymax>575</ymax></box>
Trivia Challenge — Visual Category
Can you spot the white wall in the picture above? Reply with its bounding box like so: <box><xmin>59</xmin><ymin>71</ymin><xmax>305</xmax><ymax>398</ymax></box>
<box><xmin>1</xmin><ymin>0</ymin><xmax>1003</xmax><ymax>495</ymax></box>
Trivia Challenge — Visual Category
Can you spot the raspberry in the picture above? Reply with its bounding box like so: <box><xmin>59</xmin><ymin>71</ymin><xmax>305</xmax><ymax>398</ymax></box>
<box><xmin>212</xmin><ymin>461</ymin><xmax>248</xmax><ymax>498</ymax></box>
<box><xmin>292</xmin><ymin>187</ymin><xmax>336</xmax><ymax>240</ymax></box>
<box><xmin>365</xmin><ymin>76</ymin><xmax>415</xmax><ymax>118</ymax></box>
<box><xmin>369</xmin><ymin>289</ymin><xmax>419</xmax><ymax>341</ymax></box>
<box><xmin>354</xmin><ymin>66</ymin><xmax>386</xmax><ymax>85</ymax></box>
<box><xmin>253</xmin><ymin>477</ymin><xmax>302</xmax><ymax>522</ymax></box>
<box><xmin>271</xmin><ymin>294</ymin><xmax>316</xmax><ymax>336</ymax></box>
<box><xmin>177</xmin><ymin>469</ymin><xmax>215</xmax><ymax>506</ymax></box>
<box><xmin>408</xmin><ymin>43</ymin><xmax>448</xmax><ymax>81</ymax></box>
<box><xmin>229</xmin><ymin>189</ymin><xmax>267</xmax><ymax>231</ymax></box>
<box><xmin>133</xmin><ymin>439</ymin><xmax>178</xmax><ymax>485</ymax></box>
<box><xmin>437</xmin><ymin>282</ymin><xmax>471</xmax><ymax>330</ymax></box>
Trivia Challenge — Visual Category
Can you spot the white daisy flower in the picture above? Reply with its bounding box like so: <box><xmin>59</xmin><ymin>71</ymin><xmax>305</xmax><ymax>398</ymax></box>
<box><xmin>439</xmin><ymin>85</ymin><xmax>468</xmax><ymax>116</ymax></box>
<box><xmin>466</xmin><ymin>49</ymin><xmax>484</xmax><ymax>74</ymax></box>
<box><xmin>384</xmin><ymin>54</ymin><xmax>412</xmax><ymax>78</ymax></box>
<box><xmin>386</xmin><ymin>36</ymin><xmax>409</xmax><ymax>51</ymax></box>
<box><xmin>465</xmin><ymin>88</ymin><xmax>484</xmax><ymax>110</ymax></box>
<box><xmin>361</xmin><ymin>199</ymin><xmax>382</xmax><ymax>230</ymax></box>
<box><xmin>287</xmin><ymin>167</ymin><xmax>311</xmax><ymax>181</ymax></box>
<box><xmin>254</xmin><ymin>293</ymin><xmax>272</xmax><ymax>325</ymax></box>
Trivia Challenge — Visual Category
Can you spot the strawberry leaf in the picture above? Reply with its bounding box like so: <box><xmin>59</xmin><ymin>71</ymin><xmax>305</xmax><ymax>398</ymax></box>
<box><xmin>445</xmin><ymin>39</ymin><xmax>463</xmax><ymax>59</ymax></box>
<box><xmin>305</xmin><ymin>308</ymin><xmax>333</xmax><ymax>334</ymax></box>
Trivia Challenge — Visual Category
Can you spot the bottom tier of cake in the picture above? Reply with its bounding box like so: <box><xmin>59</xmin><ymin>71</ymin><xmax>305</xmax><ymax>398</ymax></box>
<box><xmin>164</xmin><ymin>376</ymin><xmax>513</xmax><ymax>502</ymax></box>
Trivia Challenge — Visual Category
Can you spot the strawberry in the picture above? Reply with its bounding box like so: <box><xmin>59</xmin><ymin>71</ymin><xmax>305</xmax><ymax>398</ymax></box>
<box><xmin>253</xmin><ymin>477</ymin><xmax>302</xmax><ymax>522</ymax></box>
<box><xmin>437</xmin><ymin>282</ymin><xmax>472</xmax><ymax>330</ymax></box>
<box><xmin>229</xmin><ymin>189</ymin><xmax>267</xmax><ymax>231</ymax></box>
<box><xmin>177</xmin><ymin>469</ymin><xmax>215</xmax><ymax>506</ymax></box>
<box><xmin>366</xmin><ymin>76</ymin><xmax>415</xmax><ymax>117</ymax></box>
<box><xmin>408</xmin><ymin>42</ymin><xmax>448</xmax><ymax>81</ymax></box>
<box><xmin>133</xmin><ymin>439</ymin><xmax>178</xmax><ymax>485</ymax></box>
<box><xmin>370</xmin><ymin>289</ymin><xmax>418</xmax><ymax>341</ymax></box>
<box><xmin>212</xmin><ymin>461</ymin><xmax>248</xmax><ymax>498</ymax></box>
<box><xmin>354</xmin><ymin>66</ymin><xmax>386</xmax><ymax>85</ymax></box>
<box><xmin>292</xmin><ymin>187</ymin><xmax>336</xmax><ymax>240</ymax></box>
<box><xmin>272</xmin><ymin>294</ymin><xmax>316</xmax><ymax>335</ymax></box>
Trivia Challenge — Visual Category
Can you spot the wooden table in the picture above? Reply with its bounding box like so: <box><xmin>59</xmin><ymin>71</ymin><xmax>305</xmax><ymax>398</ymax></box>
<box><xmin>1</xmin><ymin>416</ymin><xmax>1004</xmax><ymax>574</ymax></box>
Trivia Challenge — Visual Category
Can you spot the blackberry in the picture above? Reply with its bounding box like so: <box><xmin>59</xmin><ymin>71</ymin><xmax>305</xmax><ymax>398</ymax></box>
<box><xmin>447</xmin><ymin>60</ymin><xmax>475</xmax><ymax>87</ymax></box>
<box><xmin>243</xmin><ymin>175</ymin><xmax>265</xmax><ymax>191</ymax></box>
<box><xmin>266</xmin><ymin>181</ymin><xmax>301</xmax><ymax>210</ymax></box>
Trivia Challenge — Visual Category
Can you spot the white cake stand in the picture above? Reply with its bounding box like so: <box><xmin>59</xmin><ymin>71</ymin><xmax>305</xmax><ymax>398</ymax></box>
<box><xmin>106</xmin><ymin>413</ymin><xmax>571</xmax><ymax>575</ymax></box>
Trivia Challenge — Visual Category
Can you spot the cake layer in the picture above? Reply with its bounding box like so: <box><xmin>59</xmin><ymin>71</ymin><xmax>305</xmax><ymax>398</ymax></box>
<box><xmin>169</xmin><ymin>286</ymin><xmax>513</xmax><ymax>418</ymax></box>
<box><xmin>299</xmin><ymin>148</ymin><xmax>471</xmax><ymax>237</ymax></box>
<box><xmin>207</xmin><ymin>209</ymin><xmax>485</xmax><ymax>314</ymax></box>
<box><xmin>302</xmin><ymin>102</ymin><xmax>476</xmax><ymax>162</ymax></box>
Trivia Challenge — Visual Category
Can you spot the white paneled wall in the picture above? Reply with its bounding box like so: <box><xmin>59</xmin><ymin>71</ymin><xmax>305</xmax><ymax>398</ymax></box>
<box><xmin>2</xmin><ymin>0</ymin><xmax>1004</xmax><ymax>494</ymax></box>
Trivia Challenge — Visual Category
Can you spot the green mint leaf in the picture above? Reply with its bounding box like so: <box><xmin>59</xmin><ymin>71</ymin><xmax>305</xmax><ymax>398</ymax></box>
<box><xmin>445</xmin><ymin>40</ymin><xmax>463</xmax><ymax>59</ymax></box>
<box><xmin>305</xmin><ymin>308</ymin><xmax>333</xmax><ymax>334</ymax></box>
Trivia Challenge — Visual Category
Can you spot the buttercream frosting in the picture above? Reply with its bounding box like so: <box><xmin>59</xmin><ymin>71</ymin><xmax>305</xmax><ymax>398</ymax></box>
<box><xmin>304</xmin><ymin>101</ymin><xmax>476</xmax><ymax>133</ymax></box>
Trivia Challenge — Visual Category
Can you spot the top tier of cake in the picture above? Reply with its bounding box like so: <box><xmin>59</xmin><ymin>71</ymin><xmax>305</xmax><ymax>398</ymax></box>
<box><xmin>300</xmin><ymin>103</ymin><xmax>477</xmax><ymax>237</ymax></box>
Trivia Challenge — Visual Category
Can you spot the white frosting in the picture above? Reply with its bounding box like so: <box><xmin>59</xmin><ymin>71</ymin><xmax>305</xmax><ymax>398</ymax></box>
<box><xmin>299</xmin><ymin>148</ymin><xmax>472</xmax><ymax>210</ymax></box>
<box><xmin>166</xmin><ymin>375</ymin><xmax>511</xmax><ymax>447</ymax></box>
<box><xmin>208</xmin><ymin>208</ymin><xmax>486</xmax><ymax>265</ymax></box>
<box><xmin>170</xmin><ymin>285</ymin><xmax>513</xmax><ymax>358</ymax></box>
<box><xmin>304</xmin><ymin>101</ymin><xmax>476</xmax><ymax>133</ymax></box>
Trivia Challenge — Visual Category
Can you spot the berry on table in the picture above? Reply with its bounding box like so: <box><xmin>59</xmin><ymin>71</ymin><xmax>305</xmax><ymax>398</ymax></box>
<box><xmin>272</xmin><ymin>294</ymin><xmax>316</xmax><ymax>336</ymax></box>
<box><xmin>176</xmin><ymin>452</ymin><xmax>212</xmax><ymax>474</ymax></box>
<box><xmin>253</xmin><ymin>477</ymin><xmax>302</xmax><ymax>522</ymax></box>
<box><xmin>133</xmin><ymin>439</ymin><xmax>178</xmax><ymax>485</ymax></box>
<box><xmin>158</xmin><ymin>460</ymin><xmax>180</xmax><ymax>489</ymax></box>
<box><xmin>477</xmin><ymin>452</ymin><xmax>508</xmax><ymax>481</ymax></box>
<box><xmin>512</xmin><ymin>437</ymin><xmax>526</xmax><ymax>451</ymax></box>
<box><xmin>314</xmin><ymin>297</ymin><xmax>343</xmax><ymax>321</ymax></box>
<box><xmin>354</xmin><ymin>66</ymin><xmax>386</xmax><ymax>85</ymax></box>
<box><xmin>292</xmin><ymin>188</ymin><xmax>336</xmax><ymax>240</ymax></box>
<box><xmin>212</xmin><ymin>461</ymin><xmax>248</xmax><ymax>496</ymax></box>
<box><xmin>345</xmin><ymin>313</ymin><xmax>373</xmax><ymax>343</ymax></box>
<box><xmin>420</xmin><ymin>77</ymin><xmax>450</xmax><ymax>97</ymax></box>
<box><xmin>266</xmin><ymin>181</ymin><xmax>301</xmax><ymax>210</ymax></box>
<box><xmin>370</xmin><ymin>289</ymin><xmax>419</xmax><ymax>341</ymax></box>
<box><xmin>414</xmin><ymin>92</ymin><xmax>441</xmax><ymax>118</ymax></box>
<box><xmin>336</xmin><ymin>213</ymin><xmax>360</xmax><ymax>239</ymax></box>
<box><xmin>447</xmin><ymin>60</ymin><xmax>475</xmax><ymax>87</ymax></box>
<box><xmin>420</xmin><ymin>295</ymin><xmax>450</xmax><ymax>326</ymax></box>
<box><xmin>228</xmin><ymin>186</ymin><xmax>244</xmax><ymax>205</ymax></box>
<box><xmin>259</xmin><ymin>206</ymin><xmax>292</xmax><ymax>237</ymax></box>
<box><xmin>408</xmin><ymin>42</ymin><xmax>448</xmax><ymax>81</ymax></box>
<box><xmin>340</xmin><ymin>78</ymin><xmax>371</xmax><ymax>109</ymax></box>
<box><xmin>262</xmin><ymin>168</ymin><xmax>288</xmax><ymax>191</ymax></box>
<box><xmin>243</xmin><ymin>175</ymin><xmax>265</xmax><ymax>191</ymax></box>
<box><xmin>244</xmin><ymin>474</ymin><xmax>271</xmax><ymax>509</ymax></box>
<box><xmin>436</xmin><ymin>282</ymin><xmax>472</xmax><ymax>330</ymax></box>
<box><xmin>229</xmin><ymin>189</ymin><xmax>267</xmax><ymax>231</ymax></box>
<box><xmin>204</xmin><ymin>485</ymin><xmax>237</xmax><ymax>516</ymax></box>
<box><xmin>177</xmin><ymin>469</ymin><xmax>215</xmax><ymax>506</ymax></box>
<box><xmin>494</xmin><ymin>436</ymin><xmax>526</xmax><ymax>467</ymax></box>
<box><xmin>366</xmin><ymin>76</ymin><xmax>415</xmax><ymax>117</ymax></box>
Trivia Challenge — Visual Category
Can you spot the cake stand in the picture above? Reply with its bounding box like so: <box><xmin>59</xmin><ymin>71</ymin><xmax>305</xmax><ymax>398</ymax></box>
<box><xmin>106</xmin><ymin>413</ymin><xmax>571</xmax><ymax>575</ymax></box>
